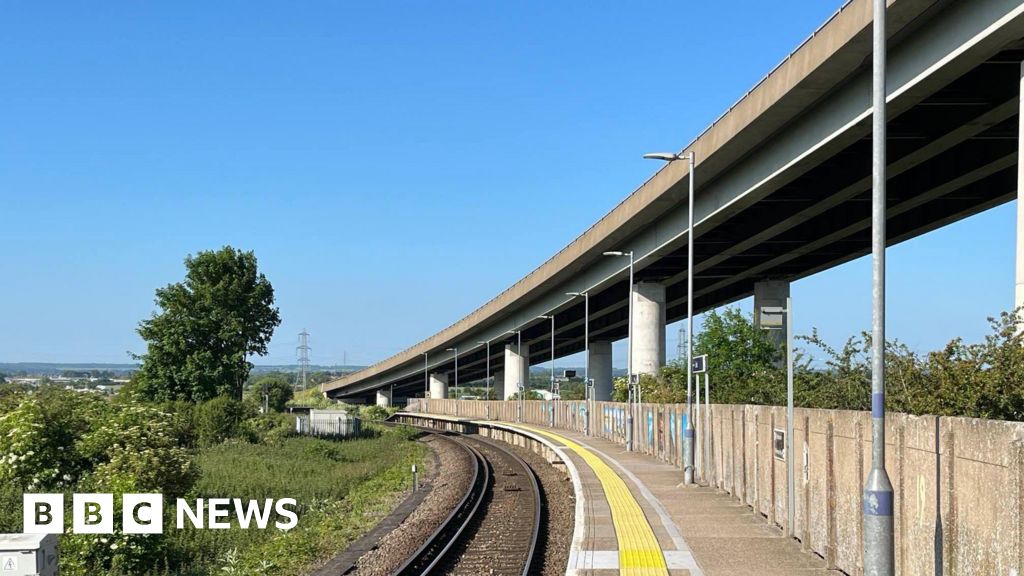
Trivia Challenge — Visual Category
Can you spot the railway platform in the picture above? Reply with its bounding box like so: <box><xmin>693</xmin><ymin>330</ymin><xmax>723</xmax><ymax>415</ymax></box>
<box><xmin>397</xmin><ymin>413</ymin><xmax>836</xmax><ymax>576</ymax></box>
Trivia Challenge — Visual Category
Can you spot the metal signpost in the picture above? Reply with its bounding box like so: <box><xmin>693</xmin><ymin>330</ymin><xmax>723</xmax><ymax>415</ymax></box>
<box><xmin>585</xmin><ymin>378</ymin><xmax>595</xmax><ymax>436</ymax></box>
<box><xmin>692</xmin><ymin>354</ymin><xmax>708</xmax><ymax>483</ymax></box>
<box><xmin>760</xmin><ymin>302</ymin><xmax>795</xmax><ymax>537</ymax></box>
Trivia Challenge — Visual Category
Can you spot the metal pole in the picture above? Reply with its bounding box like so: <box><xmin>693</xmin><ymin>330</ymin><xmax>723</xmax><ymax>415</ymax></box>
<box><xmin>454</xmin><ymin>348</ymin><xmax>459</xmax><ymax>400</ymax></box>
<box><xmin>704</xmin><ymin>371</ymin><xmax>710</xmax><ymax>485</ymax></box>
<box><xmin>1017</xmin><ymin>61</ymin><xmax>1024</xmax><ymax>331</ymax></box>
<box><xmin>585</xmin><ymin>292</ymin><xmax>590</xmax><ymax>435</ymax></box>
<box><xmin>695</xmin><ymin>370</ymin><xmax>702</xmax><ymax>481</ymax></box>
<box><xmin>786</xmin><ymin>295</ymin><xmax>796</xmax><ymax>538</ymax></box>
<box><xmin>550</xmin><ymin>315</ymin><xmax>556</xmax><ymax>427</ymax></box>
<box><xmin>684</xmin><ymin>150</ymin><xmax>696</xmax><ymax>485</ymax></box>
<box><xmin>423</xmin><ymin>353</ymin><xmax>429</xmax><ymax>399</ymax></box>
<box><xmin>518</xmin><ymin>330</ymin><xmax>523</xmax><ymax>420</ymax></box>
<box><xmin>864</xmin><ymin>0</ymin><xmax>895</xmax><ymax>572</ymax></box>
<box><xmin>479</xmin><ymin>340</ymin><xmax>490</xmax><ymax>400</ymax></box>
<box><xmin>626</xmin><ymin>252</ymin><xmax>635</xmax><ymax>452</ymax></box>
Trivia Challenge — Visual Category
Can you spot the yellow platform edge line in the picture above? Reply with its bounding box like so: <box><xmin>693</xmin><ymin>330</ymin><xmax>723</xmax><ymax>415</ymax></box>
<box><xmin>509</xmin><ymin>424</ymin><xmax>669</xmax><ymax>575</ymax></box>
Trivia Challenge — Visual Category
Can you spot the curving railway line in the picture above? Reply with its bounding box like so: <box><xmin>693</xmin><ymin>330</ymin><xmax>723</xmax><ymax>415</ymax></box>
<box><xmin>388</xmin><ymin>426</ymin><xmax>542</xmax><ymax>576</ymax></box>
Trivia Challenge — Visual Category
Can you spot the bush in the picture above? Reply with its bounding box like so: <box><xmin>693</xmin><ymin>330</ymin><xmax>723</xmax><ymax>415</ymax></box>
<box><xmin>359</xmin><ymin>405</ymin><xmax>392</xmax><ymax>421</ymax></box>
<box><xmin>0</xmin><ymin>390</ymin><xmax>199</xmax><ymax>575</ymax></box>
<box><xmin>241</xmin><ymin>412</ymin><xmax>296</xmax><ymax>444</ymax></box>
<box><xmin>246</xmin><ymin>374</ymin><xmax>294</xmax><ymax>412</ymax></box>
<box><xmin>194</xmin><ymin>396</ymin><xmax>252</xmax><ymax>447</ymax></box>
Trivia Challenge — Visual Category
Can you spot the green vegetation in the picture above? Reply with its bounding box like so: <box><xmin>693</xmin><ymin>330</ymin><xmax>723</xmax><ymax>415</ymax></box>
<box><xmin>245</xmin><ymin>374</ymin><xmax>294</xmax><ymax>412</ymax></box>
<box><xmin>162</xmin><ymin>426</ymin><xmax>422</xmax><ymax>576</ymax></box>
<box><xmin>614</xmin><ymin>307</ymin><xmax>1024</xmax><ymax>421</ymax></box>
<box><xmin>286</xmin><ymin>387</ymin><xmax>338</xmax><ymax>409</ymax></box>
<box><xmin>0</xmin><ymin>247</ymin><xmax>427</xmax><ymax>574</ymax></box>
<box><xmin>0</xmin><ymin>388</ymin><xmax>424</xmax><ymax>575</ymax></box>
<box><xmin>131</xmin><ymin>246</ymin><xmax>281</xmax><ymax>403</ymax></box>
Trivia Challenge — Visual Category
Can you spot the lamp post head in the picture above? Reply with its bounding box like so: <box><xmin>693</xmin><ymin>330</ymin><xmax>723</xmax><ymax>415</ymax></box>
<box><xmin>643</xmin><ymin>152</ymin><xmax>682</xmax><ymax>162</ymax></box>
<box><xmin>446</xmin><ymin>347</ymin><xmax>457</xmax><ymax>353</ymax></box>
<box><xmin>565</xmin><ymin>291</ymin><xmax>585</xmax><ymax>297</ymax></box>
<box><xmin>603</xmin><ymin>251</ymin><xmax>624</xmax><ymax>257</ymax></box>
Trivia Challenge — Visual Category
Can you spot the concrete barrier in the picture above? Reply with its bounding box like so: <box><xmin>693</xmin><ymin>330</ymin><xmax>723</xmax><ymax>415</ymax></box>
<box><xmin>405</xmin><ymin>398</ymin><xmax>1024</xmax><ymax>576</ymax></box>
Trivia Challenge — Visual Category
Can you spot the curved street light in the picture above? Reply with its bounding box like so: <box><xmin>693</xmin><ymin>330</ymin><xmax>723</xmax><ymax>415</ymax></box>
<box><xmin>644</xmin><ymin>150</ymin><xmax>697</xmax><ymax>484</ymax></box>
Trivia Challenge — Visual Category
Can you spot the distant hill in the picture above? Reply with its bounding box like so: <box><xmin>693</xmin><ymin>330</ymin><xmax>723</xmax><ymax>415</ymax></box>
<box><xmin>0</xmin><ymin>362</ymin><xmax>365</xmax><ymax>377</ymax></box>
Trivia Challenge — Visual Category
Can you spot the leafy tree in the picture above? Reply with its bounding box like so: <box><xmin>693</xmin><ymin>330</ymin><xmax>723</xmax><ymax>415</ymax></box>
<box><xmin>132</xmin><ymin>246</ymin><xmax>281</xmax><ymax>402</ymax></box>
<box><xmin>248</xmin><ymin>373</ymin><xmax>295</xmax><ymax>412</ymax></box>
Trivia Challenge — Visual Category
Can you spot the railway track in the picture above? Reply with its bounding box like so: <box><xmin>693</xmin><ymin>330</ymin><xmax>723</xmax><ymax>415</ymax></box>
<box><xmin>390</xmin><ymin>426</ymin><xmax>542</xmax><ymax>576</ymax></box>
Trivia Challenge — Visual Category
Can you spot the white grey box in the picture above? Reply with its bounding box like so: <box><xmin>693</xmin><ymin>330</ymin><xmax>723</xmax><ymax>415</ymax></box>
<box><xmin>0</xmin><ymin>534</ymin><xmax>58</xmax><ymax>576</ymax></box>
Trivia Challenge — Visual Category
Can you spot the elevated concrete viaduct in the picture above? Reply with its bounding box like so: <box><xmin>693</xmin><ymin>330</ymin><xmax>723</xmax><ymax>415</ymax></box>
<box><xmin>326</xmin><ymin>0</ymin><xmax>1024</xmax><ymax>404</ymax></box>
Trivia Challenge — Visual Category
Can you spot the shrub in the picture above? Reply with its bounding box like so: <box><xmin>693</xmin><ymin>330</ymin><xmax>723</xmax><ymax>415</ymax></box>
<box><xmin>194</xmin><ymin>396</ymin><xmax>252</xmax><ymax>447</ymax></box>
<box><xmin>359</xmin><ymin>405</ymin><xmax>392</xmax><ymax>421</ymax></box>
<box><xmin>241</xmin><ymin>412</ymin><xmax>296</xmax><ymax>444</ymax></box>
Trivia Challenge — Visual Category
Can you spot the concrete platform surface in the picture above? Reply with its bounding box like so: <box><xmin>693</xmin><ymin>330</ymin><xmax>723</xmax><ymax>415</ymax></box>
<box><xmin>514</xmin><ymin>424</ymin><xmax>839</xmax><ymax>576</ymax></box>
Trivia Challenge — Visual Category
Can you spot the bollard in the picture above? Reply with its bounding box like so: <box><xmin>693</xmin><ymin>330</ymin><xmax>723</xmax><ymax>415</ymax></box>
<box><xmin>411</xmin><ymin>464</ymin><xmax>418</xmax><ymax>491</ymax></box>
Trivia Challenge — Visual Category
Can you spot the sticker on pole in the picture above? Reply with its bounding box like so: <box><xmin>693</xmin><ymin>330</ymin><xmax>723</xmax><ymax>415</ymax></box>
<box><xmin>1</xmin><ymin>556</ymin><xmax>16</xmax><ymax>572</ymax></box>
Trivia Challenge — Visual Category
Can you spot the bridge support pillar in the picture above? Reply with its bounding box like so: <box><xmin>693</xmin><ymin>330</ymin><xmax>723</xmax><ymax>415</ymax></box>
<box><xmin>588</xmin><ymin>341</ymin><xmax>613</xmax><ymax>400</ymax></box>
<box><xmin>754</xmin><ymin>280</ymin><xmax>790</xmax><ymax>362</ymax></box>
<box><xmin>503</xmin><ymin>343</ymin><xmax>530</xmax><ymax>400</ymax></box>
<box><xmin>376</xmin><ymin>388</ymin><xmax>391</xmax><ymax>408</ymax></box>
<box><xmin>1016</xmin><ymin>61</ymin><xmax>1024</xmax><ymax>328</ymax></box>
<box><xmin>631</xmin><ymin>282</ymin><xmax>666</xmax><ymax>375</ymax></box>
<box><xmin>428</xmin><ymin>373</ymin><xmax>448</xmax><ymax>400</ymax></box>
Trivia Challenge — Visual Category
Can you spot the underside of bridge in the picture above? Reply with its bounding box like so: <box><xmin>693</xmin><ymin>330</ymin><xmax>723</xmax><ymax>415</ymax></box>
<box><xmin>328</xmin><ymin>1</ymin><xmax>1024</xmax><ymax>403</ymax></box>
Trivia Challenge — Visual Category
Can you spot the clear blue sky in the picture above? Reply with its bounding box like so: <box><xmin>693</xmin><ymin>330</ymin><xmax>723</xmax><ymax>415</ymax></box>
<box><xmin>0</xmin><ymin>2</ymin><xmax>1017</xmax><ymax>367</ymax></box>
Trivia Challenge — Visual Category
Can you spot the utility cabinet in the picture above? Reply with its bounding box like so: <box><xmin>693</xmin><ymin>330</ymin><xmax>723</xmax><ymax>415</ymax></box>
<box><xmin>0</xmin><ymin>534</ymin><xmax>58</xmax><ymax>576</ymax></box>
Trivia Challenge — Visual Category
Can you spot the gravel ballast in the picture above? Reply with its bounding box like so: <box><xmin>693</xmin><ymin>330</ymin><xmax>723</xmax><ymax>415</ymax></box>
<box><xmin>347</xmin><ymin>433</ymin><xmax>474</xmax><ymax>576</ymax></box>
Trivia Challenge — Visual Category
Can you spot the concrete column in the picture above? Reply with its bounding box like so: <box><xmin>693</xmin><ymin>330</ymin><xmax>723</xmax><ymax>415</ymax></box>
<box><xmin>754</xmin><ymin>280</ymin><xmax>791</xmax><ymax>360</ymax></box>
<box><xmin>429</xmin><ymin>372</ymin><xmax>448</xmax><ymax>400</ymax></box>
<box><xmin>630</xmin><ymin>282</ymin><xmax>666</xmax><ymax>375</ymax></box>
<box><xmin>588</xmin><ymin>340</ymin><xmax>613</xmax><ymax>400</ymax></box>
<box><xmin>503</xmin><ymin>343</ymin><xmax>530</xmax><ymax>400</ymax></box>
<box><xmin>376</xmin><ymin>388</ymin><xmax>391</xmax><ymax>408</ymax></box>
<box><xmin>491</xmin><ymin>369</ymin><xmax>504</xmax><ymax>400</ymax></box>
<box><xmin>1016</xmin><ymin>61</ymin><xmax>1024</xmax><ymax>327</ymax></box>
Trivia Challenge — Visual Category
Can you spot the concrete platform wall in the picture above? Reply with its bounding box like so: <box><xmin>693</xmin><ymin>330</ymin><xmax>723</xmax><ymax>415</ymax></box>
<box><xmin>406</xmin><ymin>398</ymin><xmax>1024</xmax><ymax>576</ymax></box>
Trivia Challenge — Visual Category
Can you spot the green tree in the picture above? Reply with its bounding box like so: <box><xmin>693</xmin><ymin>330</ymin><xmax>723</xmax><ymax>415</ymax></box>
<box><xmin>132</xmin><ymin>247</ymin><xmax>281</xmax><ymax>402</ymax></box>
<box><xmin>690</xmin><ymin>307</ymin><xmax>787</xmax><ymax>405</ymax></box>
<box><xmin>248</xmin><ymin>373</ymin><xmax>295</xmax><ymax>412</ymax></box>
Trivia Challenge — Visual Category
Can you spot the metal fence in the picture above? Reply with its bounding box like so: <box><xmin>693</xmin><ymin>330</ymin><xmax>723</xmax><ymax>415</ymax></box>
<box><xmin>295</xmin><ymin>409</ymin><xmax>361</xmax><ymax>438</ymax></box>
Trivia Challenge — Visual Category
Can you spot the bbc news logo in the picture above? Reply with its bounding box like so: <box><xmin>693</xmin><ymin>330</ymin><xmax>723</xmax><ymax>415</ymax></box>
<box><xmin>24</xmin><ymin>494</ymin><xmax>299</xmax><ymax>534</ymax></box>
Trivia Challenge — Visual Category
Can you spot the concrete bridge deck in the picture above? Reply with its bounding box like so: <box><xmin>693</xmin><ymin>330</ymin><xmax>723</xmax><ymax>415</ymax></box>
<box><xmin>399</xmin><ymin>412</ymin><xmax>836</xmax><ymax>576</ymax></box>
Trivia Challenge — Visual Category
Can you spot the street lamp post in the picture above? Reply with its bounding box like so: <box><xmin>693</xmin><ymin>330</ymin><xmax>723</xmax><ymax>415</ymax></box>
<box><xmin>505</xmin><ymin>329</ymin><xmax>523</xmax><ymax>416</ymax></box>
<box><xmin>865</xmin><ymin>0</ymin><xmax>895</xmax><ymax>572</ymax></box>
<box><xmin>644</xmin><ymin>150</ymin><xmax>697</xmax><ymax>484</ymax></box>
<box><xmin>567</xmin><ymin>291</ymin><xmax>590</xmax><ymax>435</ymax></box>
<box><xmin>477</xmin><ymin>340</ymin><xmax>491</xmax><ymax>400</ymax></box>
<box><xmin>603</xmin><ymin>250</ymin><xmax>635</xmax><ymax>451</ymax></box>
<box><xmin>446</xmin><ymin>347</ymin><xmax>459</xmax><ymax>400</ymax></box>
<box><xmin>539</xmin><ymin>315</ymin><xmax>555</xmax><ymax>426</ymax></box>
<box><xmin>422</xmin><ymin>352</ymin><xmax>429</xmax><ymax>401</ymax></box>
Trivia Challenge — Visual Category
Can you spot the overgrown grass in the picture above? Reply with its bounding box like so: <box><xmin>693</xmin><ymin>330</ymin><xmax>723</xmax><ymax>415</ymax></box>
<box><xmin>157</xmin><ymin>423</ymin><xmax>424</xmax><ymax>575</ymax></box>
